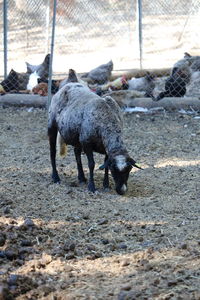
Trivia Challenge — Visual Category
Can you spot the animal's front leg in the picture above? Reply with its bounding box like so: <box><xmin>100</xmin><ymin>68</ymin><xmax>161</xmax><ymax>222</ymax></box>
<box><xmin>85</xmin><ymin>150</ymin><xmax>96</xmax><ymax>193</ymax></box>
<box><xmin>74</xmin><ymin>146</ymin><xmax>87</xmax><ymax>184</ymax></box>
<box><xmin>48</xmin><ymin>125</ymin><xmax>60</xmax><ymax>183</ymax></box>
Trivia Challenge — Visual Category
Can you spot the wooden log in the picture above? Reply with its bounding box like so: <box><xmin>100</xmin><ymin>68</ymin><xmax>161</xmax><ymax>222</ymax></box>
<box><xmin>80</xmin><ymin>68</ymin><xmax>171</xmax><ymax>84</ymax></box>
<box><xmin>110</xmin><ymin>68</ymin><xmax>171</xmax><ymax>80</ymax></box>
<box><xmin>0</xmin><ymin>94</ymin><xmax>48</xmax><ymax>108</ymax></box>
<box><xmin>1</xmin><ymin>91</ymin><xmax>200</xmax><ymax>112</ymax></box>
<box><xmin>108</xmin><ymin>90</ymin><xmax>200</xmax><ymax>112</ymax></box>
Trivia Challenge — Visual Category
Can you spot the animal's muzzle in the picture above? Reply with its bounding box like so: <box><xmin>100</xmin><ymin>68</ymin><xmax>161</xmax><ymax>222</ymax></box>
<box><xmin>116</xmin><ymin>184</ymin><xmax>127</xmax><ymax>195</ymax></box>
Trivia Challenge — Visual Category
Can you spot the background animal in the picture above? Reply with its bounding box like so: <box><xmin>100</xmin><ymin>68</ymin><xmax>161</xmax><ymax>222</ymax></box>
<box><xmin>128</xmin><ymin>72</ymin><xmax>155</xmax><ymax>97</ymax></box>
<box><xmin>154</xmin><ymin>68</ymin><xmax>188</xmax><ymax>101</ymax></box>
<box><xmin>0</xmin><ymin>69</ymin><xmax>19</xmax><ymax>93</ymax></box>
<box><xmin>26</xmin><ymin>54</ymin><xmax>50</xmax><ymax>80</ymax></box>
<box><xmin>59</xmin><ymin>69</ymin><xmax>80</xmax><ymax>89</ymax></box>
<box><xmin>81</xmin><ymin>60</ymin><xmax>113</xmax><ymax>84</ymax></box>
<box><xmin>48</xmin><ymin>82</ymin><xmax>141</xmax><ymax>195</ymax></box>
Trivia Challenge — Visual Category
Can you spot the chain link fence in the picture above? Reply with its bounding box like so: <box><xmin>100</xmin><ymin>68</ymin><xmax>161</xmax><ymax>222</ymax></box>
<box><xmin>0</xmin><ymin>0</ymin><xmax>200</xmax><ymax>98</ymax></box>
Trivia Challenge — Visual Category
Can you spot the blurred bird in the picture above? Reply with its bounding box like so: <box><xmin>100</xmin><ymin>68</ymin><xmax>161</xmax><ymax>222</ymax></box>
<box><xmin>59</xmin><ymin>69</ymin><xmax>79</xmax><ymax>89</ymax></box>
<box><xmin>128</xmin><ymin>72</ymin><xmax>155</xmax><ymax>97</ymax></box>
<box><xmin>26</xmin><ymin>54</ymin><xmax>50</xmax><ymax>80</ymax></box>
<box><xmin>81</xmin><ymin>60</ymin><xmax>113</xmax><ymax>84</ymax></box>
<box><xmin>154</xmin><ymin>68</ymin><xmax>187</xmax><ymax>101</ymax></box>
<box><xmin>0</xmin><ymin>69</ymin><xmax>19</xmax><ymax>93</ymax></box>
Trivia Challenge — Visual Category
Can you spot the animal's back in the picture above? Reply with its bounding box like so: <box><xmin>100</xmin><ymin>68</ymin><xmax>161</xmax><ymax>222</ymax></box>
<box><xmin>50</xmin><ymin>83</ymin><xmax>123</xmax><ymax>152</ymax></box>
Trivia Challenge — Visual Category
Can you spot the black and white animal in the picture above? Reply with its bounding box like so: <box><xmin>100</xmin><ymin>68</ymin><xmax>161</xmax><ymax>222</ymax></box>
<box><xmin>81</xmin><ymin>60</ymin><xmax>113</xmax><ymax>84</ymax></box>
<box><xmin>154</xmin><ymin>68</ymin><xmax>188</xmax><ymax>101</ymax></box>
<box><xmin>26</xmin><ymin>54</ymin><xmax>50</xmax><ymax>81</ymax></box>
<box><xmin>48</xmin><ymin>82</ymin><xmax>141</xmax><ymax>195</ymax></box>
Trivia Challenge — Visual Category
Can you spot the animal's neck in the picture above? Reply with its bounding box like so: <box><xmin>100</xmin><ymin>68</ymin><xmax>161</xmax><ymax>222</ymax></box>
<box><xmin>103</xmin><ymin>131</ymin><xmax>127</xmax><ymax>155</ymax></box>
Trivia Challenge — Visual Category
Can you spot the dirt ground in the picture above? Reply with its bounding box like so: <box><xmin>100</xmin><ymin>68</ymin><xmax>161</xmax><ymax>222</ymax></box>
<box><xmin>0</xmin><ymin>106</ymin><xmax>200</xmax><ymax>300</ymax></box>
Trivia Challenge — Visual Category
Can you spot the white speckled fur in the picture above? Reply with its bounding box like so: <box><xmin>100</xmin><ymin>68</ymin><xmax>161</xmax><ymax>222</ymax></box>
<box><xmin>115</xmin><ymin>155</ymin><xmax>127</xmax><ymax>171</ymax></box>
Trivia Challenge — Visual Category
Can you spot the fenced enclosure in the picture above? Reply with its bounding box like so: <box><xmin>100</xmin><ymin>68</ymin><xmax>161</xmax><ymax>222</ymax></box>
<box><xmin>1</xmin><ymin>0</ymin><xmax>200</xmax><ymax>77</ymax></box>
<box><xmin>0</xmin><ymin>0</ymin><xmax>200</xmax><ymax>100</ymax></box>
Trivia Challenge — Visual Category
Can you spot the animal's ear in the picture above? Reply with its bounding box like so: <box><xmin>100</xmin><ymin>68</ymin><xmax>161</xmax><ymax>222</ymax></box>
<box><xmin>128</xmin><ymin>158</ymin><xmax>143</xmax><ymax>170</ymax></box>
<box><xmin>184</xmin><ymin>52</ymin><xmax>191</xmax><ymax>58</ymax></box>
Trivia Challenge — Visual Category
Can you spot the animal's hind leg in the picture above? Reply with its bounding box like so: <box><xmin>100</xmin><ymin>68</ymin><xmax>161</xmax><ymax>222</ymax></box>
<box><xmin>103</xmin><ymin>155</ymin><xmax>109</xmax><ymax>189</ymax></box>
<box><xmin>48</xmin><ymin>125</ymin><xmax>60</xmax><ymax>183</ymax></box>
<box><xmin>85</xmin><ymin>150</ymin><xmax>96</xmax><ymax>193</ymax></box>
<box><xmin>74</xmin><ymin>146</ymin><xmax>87</xmax><ymax>184</ymax></box>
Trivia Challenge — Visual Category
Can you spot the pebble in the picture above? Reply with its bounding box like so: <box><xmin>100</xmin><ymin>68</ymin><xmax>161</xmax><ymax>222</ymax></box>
<box><xmin>102</xmin><ymin>239</ymin><xmax>109</xmax><ymax>245</ymax></box>
<box><xmin>0</xmin><ymin>233</ymin><xmax>6</xmax><ymax>247</ymax></box>
<box><xmin>20</xmin><ymin>240</ymin><xmax>32</xmax><ymax>247</ymax></box>
<box><xmin>120</xmin><ymin>284</ymin><xmax>132</xmax><ymax>291</ymax></box>
<box><xmin>7</xmin><ymin>274</ymin><xmax>20</xmax><ymax>286</ymax></box>
<box><xmin>97</xmin><ymin>218</ymin><xmax>108</xmax><ymax>225</ymax></box>
<box><xmin>0</xmin><ymin>251</ymin><xmax>6</xmax><ymax>258</ymax></box>
<box><xmin>180</xmin><ymin>243</ymin><xmax>188</xmax><ymax>249</ymax></box>
<box><xmin>117</xmin><ymin>243</ymin><xmax>127</xmax><ymax>250</ymax></box>
<box><xmin>23</xmin><ymin>218</ymin><xmax>35</xmax><ymax>227</ymax></box>
<box><xmin>4</xmin><ymin>248</ymin><xmax>19</xmax><ymax>260</ymax></box>
<box><xmin>3</xmin><ymin>207</ymin><xmax>10</xmax><ymax>214</ymax></box>
<box><xmin>167</xmin><ymin>280</ymin><xmax>177</xmax><ymax>287</ymax></box>
<box><xmin>121</xmin><ymin>259</ymin><xmax>130</xmax><ymax>267</ymax></box>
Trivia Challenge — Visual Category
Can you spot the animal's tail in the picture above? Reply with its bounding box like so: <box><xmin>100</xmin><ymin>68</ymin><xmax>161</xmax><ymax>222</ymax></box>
<box><xmin>57</xmin><ymin>132</ymin><xmax>67</xmax><ymax>157</ymax></box>
<box><xmin>154</xmin><ymin>91</ymin><xmax>167</xmax><ymax>101</ymax></box>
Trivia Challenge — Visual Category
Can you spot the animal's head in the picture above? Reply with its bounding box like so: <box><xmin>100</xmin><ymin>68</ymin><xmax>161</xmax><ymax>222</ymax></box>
<box><xmin>101</xmin><ymin>154</ymin><xmax>142</xmax><ymax>195</ymax></box>
<box><xmin>44</xmin><ymin>54</ymin><xmax>50</xmax><ymax>65</ymax></box>
<box><xmin>1</xmin><ymin>69</ymin><xmax>19</xmax><ymax>92</ymax></box>
<box><xmin>145</xmin><ymin>72</ymin><xmax>155</xmax><ymax>82</ymax></box>
<box><xmin>108</xmin><ymin>60</ymin><xmax>114</xmax><ymax>72</ymax></box>
<box><xmin>67</xmin><ymin>69</ymin><xmax>79</xmax><ymax>83</ymax></box>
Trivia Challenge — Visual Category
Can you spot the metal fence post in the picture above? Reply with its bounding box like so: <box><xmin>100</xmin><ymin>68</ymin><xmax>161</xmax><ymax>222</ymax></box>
<box><xmin>3</xmin><ymin>0</ymin><xmax>8</xmax><ymax>79</ymax></box>
<box><xmin>137</xmin><ymin>0</ymin><xmax>143</xmax><ymax>69</ymax></box>
<box><xmin>47</xmin><ymin>0</ymin><xmax>57</xmax><ymax>109</ymax></box>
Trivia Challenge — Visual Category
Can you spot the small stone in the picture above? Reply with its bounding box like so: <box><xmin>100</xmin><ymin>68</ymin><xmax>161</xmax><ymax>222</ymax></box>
<box><xmin>41</xmin><ymin>253</ymin><xmax>52</xmax><ymax>265</ymax></box>
<box><xmin>7</xmin><ymin>274</ymin><xmax>19</xmax><ymax>286</ymax></box>
<box><xmin>0</xmin><ymin>233</ymin><xmax>6</xmax><ymax>247</ymax></box>
<box><xmin>3</xmin><ymin>207</ymin><xmax>10</xmax><ymax>214</ymax></box>
<box><xmin>87</xmin><ymin>244</ymin><xmax>96</xmax><ymax>251</ymax></box>
<box><xmin>121</xmin><ymin>259</ymin><xmax>130</xmax><ymax>267</ymax></box>
<box><xmin>23</xmin><ymin>218</ymin><xmax>35</xmax><ymax>227</ymax></box>
<box><xmin>20</xmin><ymin>240</ymin><xmax>32</xmax><ymax>247</ymax></box>
<box><xmin>180</xmin><ymin>243</ymin><xmax>188</xmax><ymax>249</ymax></box>
<box><xmin>102</xmin><ymin>239</ymin><xmax>109</xmax><ymax>245</ymax></box>
<box><xmin>5</xmin><ymin>249</ymin><xmax>19</xmax><ymax>260</ymax></box>
<box><xmin>168</xmin><ymin>280</ymin><xmax>177</xmax><ymax>287</ymax></box>
<box><xmin>121</xmin><ymin>284</ymin><xmax>132</xmax><ymax>291</ymax></box>
<box><xmin>153</xmin><ymin>278</ymin><xmax>160</xmax><ymax>286</ymax></box>
<box><xmin>0</xmin><ymin>251</ymin><xmax>6</xmax><ymax>258</ymax></box>
<box><xmin>65</xmin><ymin>253</ymin><xmax>75</xmax><ymax>260</ymax></box>
<box><xmin>98</xmin><ymin>218</ymin><xmax>108</xmax><ymax>225</ymax></box>
<box><xmin>117</xmin><ymin>243</ymin><xmax>127</xmax><ymax>250</ymax></box>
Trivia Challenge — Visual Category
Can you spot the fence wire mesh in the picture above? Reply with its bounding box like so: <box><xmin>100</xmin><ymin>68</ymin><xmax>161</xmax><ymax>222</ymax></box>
<box><xmin>0</xmin><ymin>0</ymin><xmax>200</xmax><ymax>99</ymax></box>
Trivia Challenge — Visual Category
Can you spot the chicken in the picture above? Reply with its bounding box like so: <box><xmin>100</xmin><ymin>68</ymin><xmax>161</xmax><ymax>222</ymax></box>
<box><xmin>59</xmin><ymin>69</ymin><xmax>79</xmax><ymax>89</ymax></box>
<box><xmin>26</xmin><ymin>54</ymin><xmax>50</xmax><ymax>80</ymax></box>
<box><xmin>81</xmin><ymin>60</ymin><xmax>113</xmax><ymax>84</ymax></box>
<box><xmin>32</xmin><ymin>82</ymin><xmax>48</xmax><ymax>96</ymax></box>
<box><xmin>128</xmin><ymin>73</ymin><xmax>155</xmax><ymax>97</ymax></box>
<box><xmin>153</xmin><ymin>68</ymin><xmax>187</xmax><ymax>101</ymax></box>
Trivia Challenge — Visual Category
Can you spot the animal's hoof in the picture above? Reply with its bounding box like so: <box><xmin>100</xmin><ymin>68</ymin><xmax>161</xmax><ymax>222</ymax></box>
<box><xmin>88</xmin><ymin>183</ymin><xmax>96</xmax><ymax>193</ymax></box>
<box><xmin>103</xmin><ymin>187</ymin><xmax>110</xmax><ymax>192</ymax></box>
<box><xmin>78</xmin><ymin>177</ymin><xmax>87</xmax><ymax>184</ymax></box>
<box><xmin>52</xmin><ymin>173</ymin><xmax>60</xmax><ymax>184</ymax></box>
